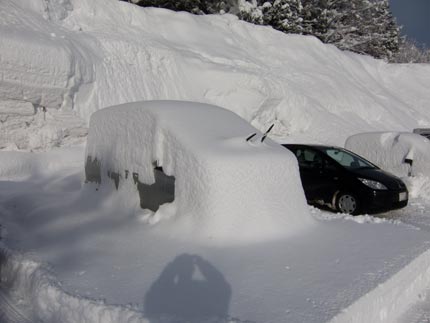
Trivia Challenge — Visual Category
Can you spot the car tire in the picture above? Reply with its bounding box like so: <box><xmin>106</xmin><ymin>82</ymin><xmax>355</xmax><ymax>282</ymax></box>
<box><xmin>336</xmin><ymin>193</ymin><xmax>360</xmax><ymax>215</ymax></box>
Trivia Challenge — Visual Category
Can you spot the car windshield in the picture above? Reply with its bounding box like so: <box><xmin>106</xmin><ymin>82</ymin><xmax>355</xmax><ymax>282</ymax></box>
<box><xmin>321</xmin><ymin>147</ymin><xmax>376</xmax><ymax>170</ymax></box>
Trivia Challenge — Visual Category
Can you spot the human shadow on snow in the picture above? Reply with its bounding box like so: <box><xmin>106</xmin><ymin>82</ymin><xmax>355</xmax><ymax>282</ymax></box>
<box><xmin>144</xmin><ymin>253</ymin><xmax>232</xmax><ymax>322</ymax></box>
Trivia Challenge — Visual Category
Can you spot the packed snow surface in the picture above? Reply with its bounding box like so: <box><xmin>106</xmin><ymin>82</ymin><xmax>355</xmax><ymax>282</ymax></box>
<box><xmin>1</xmin><ymin>0</ymin><xmax>430</xmax><ymax>150</ymax></box>
<box><xmin>86</xmin><ymin>100</ymin><xmax>313</xmax><ymax>243</ymax></box>
<box><xmin>1</xmin><ymin>149</ymin><xmax>430</xmax><ymax>323</ymax></box>
<box><xmin>345</xmin><ymin>132</ymin><xmax>430</xmax><ymax>177</ymax></box>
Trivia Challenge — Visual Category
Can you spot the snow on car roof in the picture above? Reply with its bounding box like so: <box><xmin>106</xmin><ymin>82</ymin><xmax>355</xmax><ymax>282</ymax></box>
<box><xmin>86</xmin><ymin>100</ymin><xmax>314</xmax><ymax>244</ymax></box>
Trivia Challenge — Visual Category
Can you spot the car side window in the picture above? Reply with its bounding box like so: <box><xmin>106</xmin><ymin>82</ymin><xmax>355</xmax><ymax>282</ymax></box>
<box><xmin>295</xmin><ymin>148</ymin><xmax>322</xmax><ymax>170</ymax></box>
<box><xmin>325</xmin><ymin>148</ymin><xmax>370</xmax><ymax>169</ymax></box>
<box><xmin>323</xmin><ymin>156</ymin><xmax>338</xmax><ymax>172</ymax></box>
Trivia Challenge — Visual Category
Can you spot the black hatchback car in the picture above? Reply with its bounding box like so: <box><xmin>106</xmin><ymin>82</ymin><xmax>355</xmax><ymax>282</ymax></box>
<box><xmin>283</xmin><ymin>144</ymin><xmax>408</xmax><ymax>215</ymax></box>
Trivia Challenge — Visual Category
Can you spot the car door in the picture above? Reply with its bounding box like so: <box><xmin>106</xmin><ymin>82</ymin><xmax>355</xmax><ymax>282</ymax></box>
<box><xmin>294</xmin><ymin>148</ymin><xmax>340</xmax><ymax>203</ymax></box>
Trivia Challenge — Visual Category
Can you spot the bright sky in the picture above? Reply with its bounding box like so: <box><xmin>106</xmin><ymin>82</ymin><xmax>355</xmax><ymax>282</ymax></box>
<box><xmin>390</xmin><ymin>0</ymin><xmax>430</xmax><ymax>48</ymax></box>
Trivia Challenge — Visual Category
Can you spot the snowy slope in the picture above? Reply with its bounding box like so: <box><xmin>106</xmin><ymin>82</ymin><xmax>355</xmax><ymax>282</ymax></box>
<box><xmin>1</xmin><ymin>0</ymin><xmax>430</xmax><ymax>150</ymax></box>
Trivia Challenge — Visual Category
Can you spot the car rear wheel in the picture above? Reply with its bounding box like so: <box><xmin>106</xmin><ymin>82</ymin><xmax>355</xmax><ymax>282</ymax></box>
<box><xmin>336</xmin><ymin>193</ymin><xmax>359</xmax><ymax>215</ymax></box>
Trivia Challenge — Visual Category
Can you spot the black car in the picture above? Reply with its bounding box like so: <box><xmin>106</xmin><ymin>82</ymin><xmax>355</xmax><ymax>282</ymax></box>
<box><xmin>413</xmin><ymin>128</ymin><xmax>430</xmax><ymax>140</ymax></box>
<box><xmin>283</xmin><ymin>144</ymin><xmax>408</xmax><ymax>215</ymax></box>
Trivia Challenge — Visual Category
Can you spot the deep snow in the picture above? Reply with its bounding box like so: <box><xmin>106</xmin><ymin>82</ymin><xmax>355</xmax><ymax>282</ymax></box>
<box><xmin>1</xmin><ymin>0</ymin><xmax>430</xmax><ymax>150</ymax></box>
<box><xmin>1</xmin><ymin>148</ymin><xmax>430</xmax><ymax>323</ymax></box>
<box><xmin>1</xmin><ymin>0</ymin><xmax>430</xmax><ymax>322</ymax></box>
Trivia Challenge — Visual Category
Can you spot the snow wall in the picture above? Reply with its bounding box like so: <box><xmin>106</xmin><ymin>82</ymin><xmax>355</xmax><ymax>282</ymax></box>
<box><xmin>345</xmin><ymin>132</ymin><xmax>430</xmax><ymax>178</ymax></box>
<box><xmin>1</xmin><ymin>0</ymin><xmax>430</xmax><ymax>150</ymax></box>
<box><xmin>329</xmin><ymin>248</ymin><xmax>430</xmax><ymax>323</ymax></box>
<box><xmin>86</xmin><ymin>101</ymin><xmax>314</xmax><ymax>243</ymax></box>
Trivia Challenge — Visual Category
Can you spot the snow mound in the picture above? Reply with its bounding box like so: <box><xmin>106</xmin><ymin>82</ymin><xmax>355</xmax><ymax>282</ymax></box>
<box><xmin>2</xmin><ymin>0</ymin><xmax>430</xmax><ymax>150</ymax></box>
<box><xmin>86</xmin><ymin>101</ymin><xmax>314</xmax><ymax>244</ymax></box>
<box><xmin>345</xmin><ymin>132</ymin><xmax>430</xmax><ymax>178</ymax></box>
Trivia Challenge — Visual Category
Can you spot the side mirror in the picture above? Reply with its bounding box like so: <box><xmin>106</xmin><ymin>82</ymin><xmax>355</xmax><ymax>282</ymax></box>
<box><xmin>404</xmin><ymin>158</ymin><xmax>413</xmax><ymax>166</ymax></box>
<box><xmin>404</xmin><ymin>158</ymin><xmax>413</xmax><ymax>177</ymax></box>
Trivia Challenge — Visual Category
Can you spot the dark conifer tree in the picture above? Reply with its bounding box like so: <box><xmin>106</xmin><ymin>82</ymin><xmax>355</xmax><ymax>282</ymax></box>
<box><xmin>122</xmin><ymin>0</ymin><xmax>400</xmax><ymax>59</ymax></box>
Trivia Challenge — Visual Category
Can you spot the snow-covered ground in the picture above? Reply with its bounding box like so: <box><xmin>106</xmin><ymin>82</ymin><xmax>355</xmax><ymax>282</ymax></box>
<box><xmin>1</xmin><ymin>0</ymin><xmax>430</xmax><ymax>322</ymax></box>
<box><xmin>1</xmin><ymin>147</ymin><xmax>430</xmax><ymax>323</ymax></box>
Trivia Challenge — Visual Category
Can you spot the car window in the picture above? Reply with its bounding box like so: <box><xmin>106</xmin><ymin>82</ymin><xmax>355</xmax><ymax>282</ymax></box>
<box><xmin>323</xmin><ymin>157</ymin><xmax>338</xmax><ymax>172</ymax></box>
<box><xmin>323</xmin><ymin>148</ymin><xmax>375</xmax><ymax>169</ymax></box>
<box><xmin>295</xmin><ymin>148</ymin><xmax>322</xmax><ymax>170</ymax></box>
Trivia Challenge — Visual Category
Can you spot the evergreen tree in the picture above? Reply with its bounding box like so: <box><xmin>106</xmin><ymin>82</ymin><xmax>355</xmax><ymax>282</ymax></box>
<box><xmin>301</xmin><ymin>0</ymin><xmax>399</xmax><ymax>59</ymax></box>
<box><xmin>236</xmin><ymin>0</ymin><xmax>264</xmax><ymax>25</ymax></box>
<box><xmin>237</xmin><ymin>0</ymin><xmax>303</xmax><ymax>33</ymax></box>
<box><xmin>123</xmin><ymin>0</ymin><xmax>401</xmax><ymax>60</ymax></box>
<box><xmin>125</xmin><ymin>0</ymin><xmax>234</xmax><ymax>14</ymax></box>
<box><xmin>261</xmin><ymin>0</ymin><xmax>304</xmax><ymax>34</ymax></box>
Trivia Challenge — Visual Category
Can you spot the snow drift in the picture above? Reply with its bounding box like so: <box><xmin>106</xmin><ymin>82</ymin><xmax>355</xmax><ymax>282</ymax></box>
<box><xmin>1</xmin><ymin>0</ymin><xmax>430</xmax><ymax>151</ymax></box>
<box><xmin>85</xmin><ymin>101</ymin><xmax>313</xmax><ymax>243</ymax></box>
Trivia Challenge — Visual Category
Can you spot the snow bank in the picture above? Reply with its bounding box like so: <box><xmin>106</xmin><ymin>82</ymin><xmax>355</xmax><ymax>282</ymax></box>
<box><xmin>2</xmin><ymin>0</ymin><xmax>430</xmax><ymax>150</ymax></box>
<box><xmin>0</xmin><ymin>246</ymin><xmax>148</xmax><ymax>323</ymax></box>
<box><xmin>345</xmin><ymin>132</ymin><xmax>430</xmax><ymax>178</ymax></box>
<box><xmin>59</xmin><ymin>0</ymin><xmax>430</xmax><ymax>145</ymax></box>
<box><xmin>329</xmin><ymin>248</ymin><xmax>430</xmax><ymax>323</ymax></box>
<box><xmin>0</xmin><ymin>0</ymin><xmax>91</xmax><ymax>150</ymax></box>
<box><xmin>86</xmin><ymin>101</ymin><xmax>313</xmax><ymax>243</ymax></box>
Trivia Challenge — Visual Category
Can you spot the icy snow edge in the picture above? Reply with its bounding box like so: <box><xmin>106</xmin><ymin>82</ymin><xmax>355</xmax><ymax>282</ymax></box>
<box><xmin>329</xmin><ymin>247</ymin><xmax>430</xmax><ymax>323</ymax></box>
<box><xmin>0</xmin><ymin>245</ymin><xmax>250</xmax><ymax>323</ymax></box>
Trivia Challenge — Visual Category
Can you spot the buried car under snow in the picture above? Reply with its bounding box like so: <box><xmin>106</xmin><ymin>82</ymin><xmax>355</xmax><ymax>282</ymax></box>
<box><xmin>283</xmin><ymin>144</ymin><xmax>408</xmax><ymax>215</ymax></box>
<box><xmin>85</xmin><ymin>101</ymin><xmax>313</xmax><ymax>241</ymax></box>
<box><xmin>345</xmin><ymin>131</ymin><xmax>430</xmax><ymax>178</ymax></box>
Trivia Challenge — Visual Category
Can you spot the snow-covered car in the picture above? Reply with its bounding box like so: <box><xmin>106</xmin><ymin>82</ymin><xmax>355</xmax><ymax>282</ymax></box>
<box><xmin>345</xmin><ymin>132</ymin><xmax>430</xmax><ymax>178</ymax></box>
<box><xmin>283</xmin><ymin>144</ymin><xmax>408</xmax><ymax>215</ymax></box>
<box><xmin>85</xmin><ymin>101</ymin><xmax>313</xmax><ymax>240</ymax></box>
<box><xmin>413</xmin><ymin>128</ymin><xmax>430</xmax><ymax>140</ymax></box>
